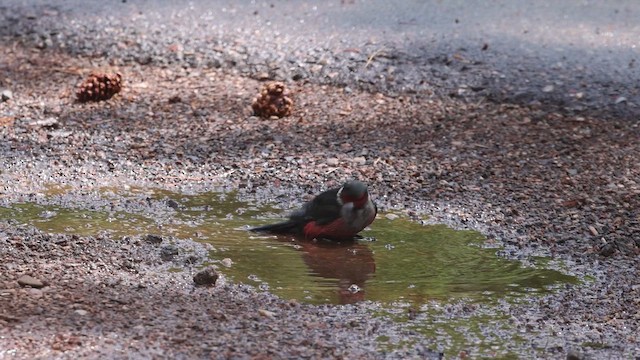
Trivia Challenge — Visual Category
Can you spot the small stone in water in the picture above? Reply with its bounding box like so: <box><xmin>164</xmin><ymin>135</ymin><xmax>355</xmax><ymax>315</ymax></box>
<box><xmin>347</xmin><ymin>284</ymin><xmax>362</xmax><ymax>293</ymax></box>
<box><xmin>166</xmin><ymin>199</ymin><xmax>180</xmax><ymax>209</ymax></box>
<box><xmin>39</xmin><ymin>211</ymin><xmax>57</xmax><ymax>219</ymax></box>
<box><xmin>385</xmin><ymin>213</ymin><xmax>399</xmax><ymax>220</ymax></box>
<box><xmin>221</xmin><ymin>258</ymin><xmax>233</xmax><ymax>267</ymax></box>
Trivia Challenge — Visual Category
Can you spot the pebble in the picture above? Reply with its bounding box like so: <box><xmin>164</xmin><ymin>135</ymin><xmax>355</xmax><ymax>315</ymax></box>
<box><xmin>17</xmin><ymin>275</ymin><xmax>45</xmax><ymax>289</ymax></box>
<box><xmin>614</xmin><ymin>96</ymin><xmax>627</xmax><ymax>104</ymax></box>
<box><xmin>352</xmin><ymin>156</ymin><xmax>367</xmax><ymax>165</ymax></box>
<box><xmin>566</xmin><ymin>350</ymin><xmax>583</xmax><ymax>360</ymax></box>
<box><xmin>24</xmin><ymin>287</ymin><xmax>43</xmax><ymax>297</ymax></box>
<box><xmin>326</xmin><ymin>158</ymin><xmax>339</xmax><ymax>166</ymax></box>
<box><xmin>258</xmin><ymin>309</ymin><xmax>276</xmax><ymax>318</ymax></box>
<box><xmin>74</xmin><ymin>309</ymin><xmax>88</xmax><ymax>316</ymax></box>
<box><xmin>542</xmin><ymin>85</ymin><xmax>554</xmax><ymax>93</ymax></box>
<box><xmin>1</xmin><ymin>89</ymin><xmax>12</xmax><ymax>102</ymax></box>
<box><xmin>599</xmin><ymin>243</ymin><xmax>616</xmax><ymax>257</ymax></box>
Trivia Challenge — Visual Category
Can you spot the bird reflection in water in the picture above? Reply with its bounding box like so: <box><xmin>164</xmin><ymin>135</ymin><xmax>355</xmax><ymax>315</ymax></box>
<box><xmin>287</xmin><ymin>238</ymin><xmax>376</xmax><ymax>304</ymax></box>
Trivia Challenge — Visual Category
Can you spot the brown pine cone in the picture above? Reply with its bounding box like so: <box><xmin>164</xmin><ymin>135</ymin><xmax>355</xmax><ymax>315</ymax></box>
<box><xmin>76</xmin><ymin>72</ymin><xmax>122</xmax><ymax>102</ymax></box>
<box><xmin>252</xmin><ymin>82</ymin><xmax>293</xmax><ymax>118</ymax></box>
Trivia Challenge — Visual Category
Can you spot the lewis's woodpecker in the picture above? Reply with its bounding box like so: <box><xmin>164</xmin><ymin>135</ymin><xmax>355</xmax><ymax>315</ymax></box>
<box><xmin>251</xmin><ymin>181</ymin><xmax>377</xmax><ymax>240</ymax></box>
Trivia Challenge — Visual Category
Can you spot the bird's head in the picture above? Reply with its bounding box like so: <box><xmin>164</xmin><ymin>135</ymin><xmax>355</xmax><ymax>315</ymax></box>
<box><xmin>337</xmin><ymin>181</ymin><xmax>370</xmax><ymax>209</ymax></box>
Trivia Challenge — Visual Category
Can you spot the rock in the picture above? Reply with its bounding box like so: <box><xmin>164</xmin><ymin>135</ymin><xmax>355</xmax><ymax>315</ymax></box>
<box><xmin>145</xmin><ymin>234</ymin><xmax>163</xmax><ymax>244</ymax></box>
<box><xmin>193</xmin><ymin>267</ymin><xmax>219</xmax><ymax>286</ymax></box>
<box><xmin>1</xmin><ymin>89</ymin><xmax>12</xmax><ymax>102</ymax></box>
<box><xmin>74</xmin><ymin>309</ymin><xmax>88</xmax><ymax>316</ymax></box>
<box><xmin>160</xmin><ymin>245</ymin><xmax>179</xmax><ymax>261</ymax></box>
<box><xmin>17</xmin><ymin>275</ymin><xmax>45</xmax><ymax>289</ymax></box>
<box><xmin>542</xmin><ymin>85</ymin><xmax>554</xmax><ymax>93</ymax></box>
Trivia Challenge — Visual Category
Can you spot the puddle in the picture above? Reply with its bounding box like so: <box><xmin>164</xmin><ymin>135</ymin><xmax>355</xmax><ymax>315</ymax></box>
<box><xmin>1</xmin><ymin>187</ymin><xmax>580</xmax><ymax>356</ymax></box>
<box><xmin>0</xmin><ymin>187</ymin><xmax>577</xmax><ymax>307</ymax></box>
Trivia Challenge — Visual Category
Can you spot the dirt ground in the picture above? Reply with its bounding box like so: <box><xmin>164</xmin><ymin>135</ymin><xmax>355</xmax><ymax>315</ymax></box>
<box><xmin>1</xmin><ymin>2</ymin><xmax>639</xmax><ymax>359</ymax></box>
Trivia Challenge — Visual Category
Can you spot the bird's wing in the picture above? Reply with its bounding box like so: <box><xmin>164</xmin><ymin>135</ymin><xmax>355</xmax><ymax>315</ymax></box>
<box><xmin>290</xmin><ymin>187</ymin><xmax>342</xmax><ymax>226</ymax></box>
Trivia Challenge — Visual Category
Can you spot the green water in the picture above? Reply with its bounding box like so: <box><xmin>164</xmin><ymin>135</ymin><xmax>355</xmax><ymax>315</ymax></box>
<box><xmin>0</xmin><ymin>189</ymin><xmax>576</xmax><ymax>307</ymax></box>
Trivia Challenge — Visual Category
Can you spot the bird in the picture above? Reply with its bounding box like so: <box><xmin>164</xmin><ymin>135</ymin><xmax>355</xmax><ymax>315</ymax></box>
<box><xmin>250</xmin><ymin>180</ymin><xmax>377</xmax><ymax>241</ymax></box>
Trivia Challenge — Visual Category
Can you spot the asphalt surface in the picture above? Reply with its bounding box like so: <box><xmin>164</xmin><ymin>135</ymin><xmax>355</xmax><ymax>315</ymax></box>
<box><xmin>2</xmin><ymin>0</ymin><xmax>638</xmax><ymax>118</ymax></box>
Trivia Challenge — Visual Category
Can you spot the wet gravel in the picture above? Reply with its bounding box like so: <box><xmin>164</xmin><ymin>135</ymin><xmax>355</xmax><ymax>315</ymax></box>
<box><xmin>1</xmin><ymin>1</ymin><xmax>640</xmax><ymax>359</ymax></box>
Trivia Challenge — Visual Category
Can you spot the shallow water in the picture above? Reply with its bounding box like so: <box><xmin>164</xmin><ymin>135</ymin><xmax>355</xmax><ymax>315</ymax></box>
<box><xmin>0</xmin><ymin>188</ymin><xmax>577</xmax><ymax>306</ymax></box>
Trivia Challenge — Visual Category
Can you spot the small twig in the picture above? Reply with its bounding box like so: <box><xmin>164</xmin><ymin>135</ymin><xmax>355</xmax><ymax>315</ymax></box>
<box><xmin>365</xmin><ymin>48</ymin><xmax>385</xmax><ymax>69</ymax></box>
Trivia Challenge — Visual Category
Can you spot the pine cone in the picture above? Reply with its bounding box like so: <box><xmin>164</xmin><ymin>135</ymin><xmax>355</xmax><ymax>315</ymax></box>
<box><xmin>76</xmin><ymin>72</ymin><xmax>122</xmax><ymax>102</ymax></box>
<box><xmin>252</xmin><ymin>82</ymin><xmax>293</xmax><ymax>118</ymax></box>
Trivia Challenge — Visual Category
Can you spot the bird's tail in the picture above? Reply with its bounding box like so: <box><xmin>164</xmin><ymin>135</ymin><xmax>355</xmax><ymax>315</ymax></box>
<box><xmin>250</xmin><ymin>220</ymin><xmax>300</xmax><ymax>234</ymax></box>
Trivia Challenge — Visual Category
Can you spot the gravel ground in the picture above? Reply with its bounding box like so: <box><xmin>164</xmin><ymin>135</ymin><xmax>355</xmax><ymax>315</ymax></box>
<box><xmin>1</xmin><ymin>1</ymin><xmax>639</xmax><ymax>359</ymax></box>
